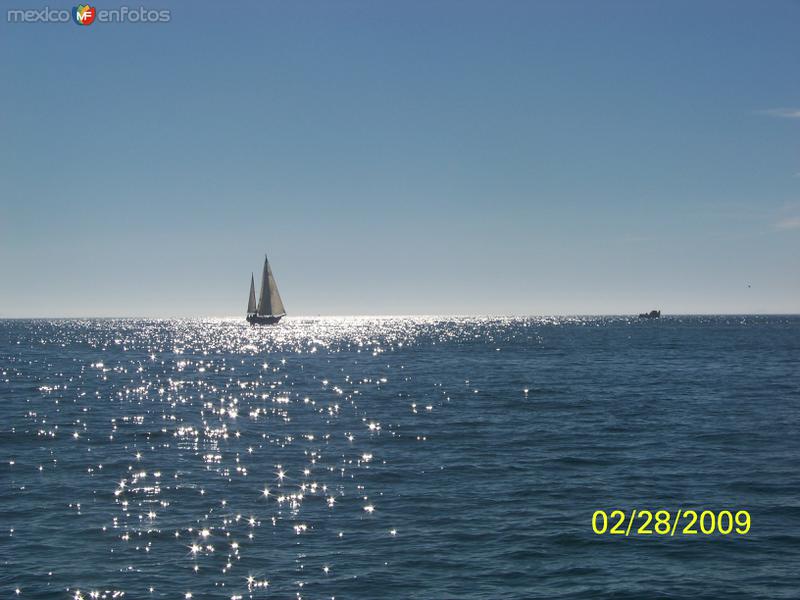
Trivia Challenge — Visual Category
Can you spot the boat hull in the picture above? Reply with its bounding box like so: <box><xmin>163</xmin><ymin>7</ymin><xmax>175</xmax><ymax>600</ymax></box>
<box><xmin>638</xmin><ymin>310</ymin><xmax>661</xmax><ymax>319</ymax></box>
<box><xmin>247</xmin><ymin>314</ymin><xmax>283</xmax><ymax>325</ymax></box>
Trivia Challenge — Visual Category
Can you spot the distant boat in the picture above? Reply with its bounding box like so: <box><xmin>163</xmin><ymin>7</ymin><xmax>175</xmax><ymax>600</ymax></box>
<box><xmin>638</xmin><ymin>310</ymin><xmax>661</xmax><ymax>319</ymax></box>
<box><xmin>247</xmin><ymin>255</ymin><xmax>286</xmax><ymax>325</ymax></box>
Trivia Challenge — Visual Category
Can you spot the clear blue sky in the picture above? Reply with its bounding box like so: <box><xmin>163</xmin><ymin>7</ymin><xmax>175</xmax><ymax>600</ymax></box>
<box><xmin>1</xmin><ymin>1</ymin><xmax>798</xmax><ymax>316</ymax></box>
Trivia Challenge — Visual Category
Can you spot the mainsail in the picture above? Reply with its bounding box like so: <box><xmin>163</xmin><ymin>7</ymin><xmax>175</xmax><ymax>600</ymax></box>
<box><xmin>257</xmin><ymin>255</ymin><xmax>286</xmax><ymax>317</ymax></box>
<box><xmin>247</xmin><ymin>273</ymin><xmax>257</xmax><ymax>314</ymax></box>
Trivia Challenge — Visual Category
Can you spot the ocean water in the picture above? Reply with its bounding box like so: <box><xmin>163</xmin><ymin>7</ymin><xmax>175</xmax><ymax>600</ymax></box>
<box><xmin>1</xmin><ymin>316</ymin><xmax>799</xmax><ymax>599</ymax></box>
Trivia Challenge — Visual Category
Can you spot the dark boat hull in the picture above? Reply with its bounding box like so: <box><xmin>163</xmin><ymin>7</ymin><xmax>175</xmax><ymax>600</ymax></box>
<box><xmin>638</xmin><ymin>310</ymin><xmax>661</xmax><ymax>319</ymax></box>
<box><xmin>247</xmin><ymin>314</ymin><xmax>283</xmax><ymax>325</ymax></box>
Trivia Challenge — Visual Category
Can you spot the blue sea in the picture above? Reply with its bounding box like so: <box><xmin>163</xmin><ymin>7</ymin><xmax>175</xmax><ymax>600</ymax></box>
<box><xmin>1</xmin><ymin>316</ymin><xmax>799</xmax><ymax>599</ymax></box>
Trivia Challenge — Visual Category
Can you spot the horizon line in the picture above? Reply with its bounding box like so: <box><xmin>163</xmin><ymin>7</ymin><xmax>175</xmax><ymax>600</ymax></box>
<box><xmin>1</xmin><ymin>313</ymin><xmax>799</xmax><ymax>320</ymax></box>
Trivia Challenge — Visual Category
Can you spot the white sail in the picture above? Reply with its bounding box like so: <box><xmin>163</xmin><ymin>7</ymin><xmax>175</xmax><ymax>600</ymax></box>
<box><xmin>266</xmin><ymin>260</ymin><xmax>286</xmax><ymax>316</ymax></box>
<box><xmin>247</xmin><ymin>273</ymin><xmax>257</xmax><ymax>314</ymax></box>
<box><xmin>257</xmin><ymin>255</ymin><xmax>286</xmax><ymax>317</ymax></box>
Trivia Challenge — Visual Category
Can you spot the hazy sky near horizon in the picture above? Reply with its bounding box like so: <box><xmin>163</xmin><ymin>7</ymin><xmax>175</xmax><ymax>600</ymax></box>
<box><xmin>1</xmin><ymin>1</ymin><xmax>798</xmax><ymax>317</ymax></box>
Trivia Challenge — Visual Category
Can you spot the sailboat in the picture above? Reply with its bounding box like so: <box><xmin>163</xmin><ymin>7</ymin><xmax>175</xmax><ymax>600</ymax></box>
<box><xmin>246</xmin><ymin>255</ymin><xmax>286</xmax><ymax>325</ymax></box>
